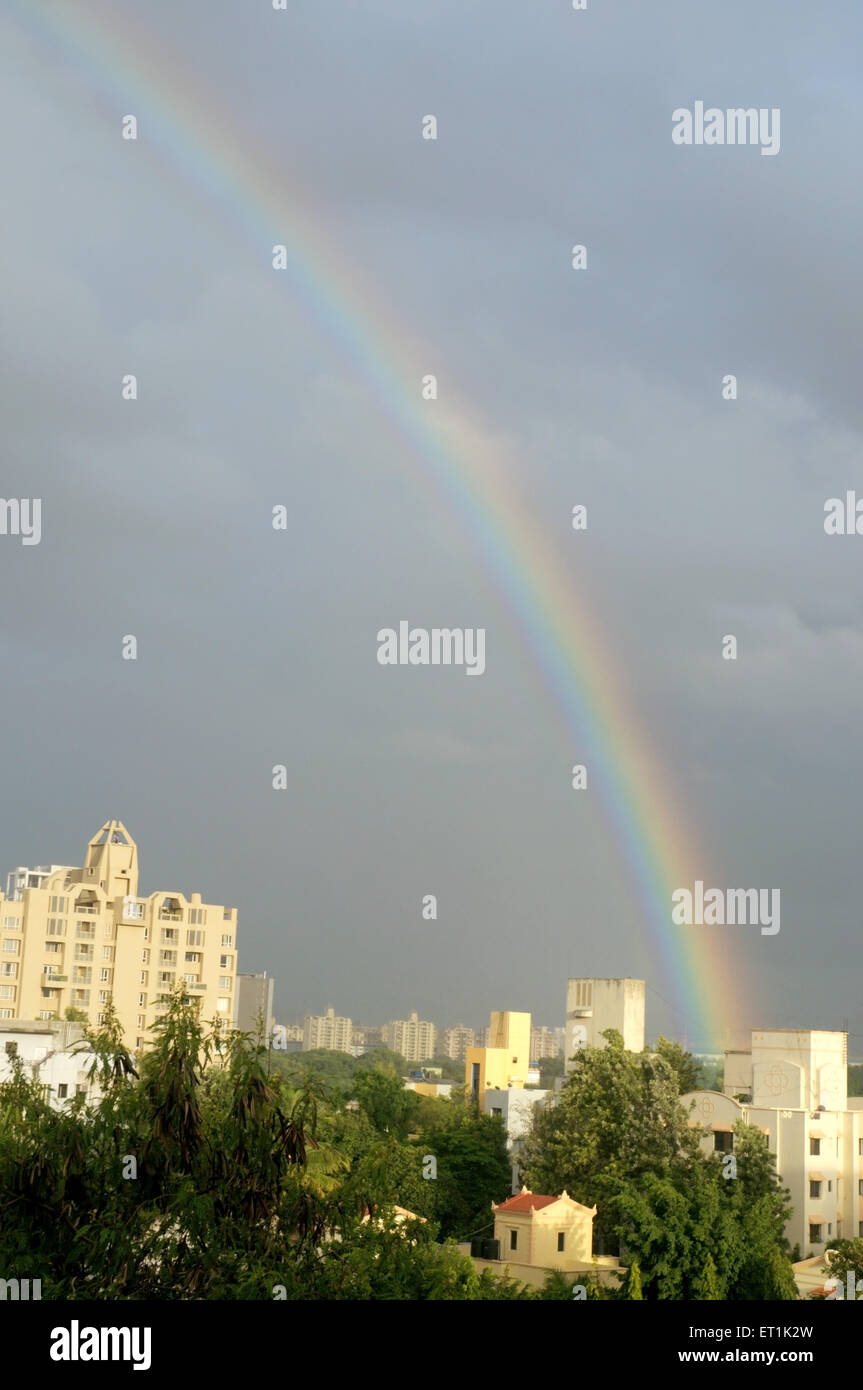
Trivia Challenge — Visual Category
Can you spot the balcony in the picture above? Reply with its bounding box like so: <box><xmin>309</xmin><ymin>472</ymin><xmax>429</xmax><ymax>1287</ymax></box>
<box><xmin>46</xmin><ymin>974</ymin><xmax>67</xmax><ymax>984</ymax></box>
<box><xmin>158</xmin><ymin>911</ymin><xmax>183</xmax><ymax>922</ymax></box>
<box><xmin>74</xmin><ymin>906</ymin><xmax>99</xmax><ymax>916</ymax></box>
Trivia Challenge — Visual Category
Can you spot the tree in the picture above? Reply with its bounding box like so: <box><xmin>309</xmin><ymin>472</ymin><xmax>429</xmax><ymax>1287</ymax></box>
<box><xmin>353</xmin><ymin>1067</ymin><xmax>419</xmax><ymax>1139</ymax></box>
<box><xmin>652</xmin><ymin>1037</ymin><xmax>702</xmax><ymax>1095</ymax></box>
<box><xmin>522</xmin><ymin>1030</ymin><xmax>700</xmax><ymax>1249</ymax></box>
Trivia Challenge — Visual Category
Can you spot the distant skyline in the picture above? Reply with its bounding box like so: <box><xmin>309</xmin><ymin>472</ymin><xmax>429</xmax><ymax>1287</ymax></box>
<box><xmin>3</xmin><ymin>1</ymin><xmax>863</xmax><ymax>1053</ymax></box>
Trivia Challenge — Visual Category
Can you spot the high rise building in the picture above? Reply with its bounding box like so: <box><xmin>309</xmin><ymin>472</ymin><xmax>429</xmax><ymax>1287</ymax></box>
<box><xmin>302</xmin><ymin>1006</ymin><xmax>352</xmax><ymax>1052</ymax></box>
<box><xmin>234</xmin><ymin>972</ymin><xmax>275</xmax><ymax>1038</ymax></box>
<box><xmin>385</xmin><ymin>1012</ymin><xmax>437</xmax><ymax>1063</ymax></box>
<box><xmin>0</xmin><ymin>820</ymin><xmax>238</xmax><ymax>1052</ymax></box>
<box><xmin>441</xmin><ymin>1024</ymin><xmax>476</xmax><ymax>1061</ymax></box>
<box><xmin>564</xmin><ymin>978</ymin><xmax>645</xmax><ymax>1070</ymax></box>
<box><xmin>530</xmin><ymin>1026</ymin><xmax>561</xmax><ymax>1061</ymax></box>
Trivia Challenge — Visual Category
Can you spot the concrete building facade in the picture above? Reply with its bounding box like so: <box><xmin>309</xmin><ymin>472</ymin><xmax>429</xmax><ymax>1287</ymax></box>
<box><xmin>235</xmin><ymin>971</ymin><xmax>275</xmax><ymax>1038</ymax></box>
<box><xmin>0</xmin><ymin>1020</ymin><xmax>101</xmax><ymax>1108</ymax></box>
<box><xmin>0</xmin><ymin>821</ymin><xmax>237</xmax><ymax>1052</ymax></box>
<box><xmin>683</xmin><ymin>1029</ymin><xmax>863</xmax><ymax>1257</ymax></box>
<box><xmin>564</xmin><ymin>978</ymin><xmax>645</xmax><ymax>1070</ymax></box>
<box><xmin>465</xmin><ymin>1010</ymin><xmax>531</xmax><ymax>1109</ymax></box>
<box><xmin>530</xmin><ymin>1026</ymin><xmax>561</xmax><ymax>1061</ymax></box>
<box><xmin>302</xmin><ymin>1006</ymin><xmax>353</xmax><ymax>1052</ymax></box>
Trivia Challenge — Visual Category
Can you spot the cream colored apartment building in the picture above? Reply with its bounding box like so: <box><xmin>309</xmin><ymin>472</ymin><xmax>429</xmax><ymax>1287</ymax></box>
<box><xmin>302</xmin><ymin>1006</ymin><xmax>353</xmax><ymax>1052</ymax></box>
<box><xmin>385</xmin><ymin>1011</ymin><xmax>437</xmax><ymax>1063</ymax></box>
<box><xmin>0</xmin><ymin>820</ymin><xmax>237</xmax><ymax>1052</ymax></box>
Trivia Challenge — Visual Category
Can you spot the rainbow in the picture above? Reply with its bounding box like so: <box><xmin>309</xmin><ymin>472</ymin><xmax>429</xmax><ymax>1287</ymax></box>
<box><xmin>10</xmin><ymin>0</ymin><xmax>747</xmax><ymax>1050</ymax></box>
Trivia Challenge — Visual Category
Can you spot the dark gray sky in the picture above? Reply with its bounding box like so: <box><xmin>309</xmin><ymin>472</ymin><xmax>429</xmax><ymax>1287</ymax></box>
<box><xmin>2</xmin><ymin>0</ymin><xmax>862</xmax><ymax>1052</ymax></box>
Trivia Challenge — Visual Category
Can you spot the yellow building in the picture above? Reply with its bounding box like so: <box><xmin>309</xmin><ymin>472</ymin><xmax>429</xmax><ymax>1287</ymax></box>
<box><xmin>0</xmin><ymin>820</ymin><xmax>237</xmax><ymax>1052</ymax></box>
<box><xmin>465</xmin><ymin>1010</ymin><xmax>531</xmax><ymax>1108</ymax></box>
<box><xmin>460</xmin><ymin>1187</ymin><xmax>623</xmax><ymax>1292</ymax></box>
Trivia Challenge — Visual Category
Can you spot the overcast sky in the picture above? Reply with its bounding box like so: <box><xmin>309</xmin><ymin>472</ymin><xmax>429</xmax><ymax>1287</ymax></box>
<box><xmin>2</xmin><ymin>0</ymin><xmax>861</xmax><ymax>1053</ymax></box>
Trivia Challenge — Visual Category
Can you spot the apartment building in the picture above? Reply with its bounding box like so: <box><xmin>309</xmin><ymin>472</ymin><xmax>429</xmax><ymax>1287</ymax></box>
<box><xmin>441</xmin><ymin>1024</ymin><xmax>475</xmax><ymax>1061</ymax></box>
<box><xmin>302</xmin><ymin>1006</ymin><xmax>353</xmax><ymax>1052</ymax></box>
<box><xmin>684</xmin><ymin>1029</ymin><xmax>863</xmax><ymax>1257</ymax></box>
<box><xmin>530</xmin><ymin>1026</ymin><xmax>561</xmax><ymax>1062</ymax></box>
<box><xmin>0</xmin><ymin>820</ymin><xmax>237</xmax><ymax>1052</ymax></box>
<box><xmin>385</xmin><ymin>1011</ymin><xmax>437</xmax><ymax>1064</ymax></box>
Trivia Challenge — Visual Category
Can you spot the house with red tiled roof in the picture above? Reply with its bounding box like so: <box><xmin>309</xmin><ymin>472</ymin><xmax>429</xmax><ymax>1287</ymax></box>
<box><xmin>459</xmin><ymin>1187</ymin><xmax>623</xmax><ymax>1292</ymax></box>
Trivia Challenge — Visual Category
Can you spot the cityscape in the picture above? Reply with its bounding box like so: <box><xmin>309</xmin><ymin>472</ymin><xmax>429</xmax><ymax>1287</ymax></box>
<box><xmin>1</xmin><ymin>0</ymin><xmax>858</xmax><ymax>1366</ymax></box>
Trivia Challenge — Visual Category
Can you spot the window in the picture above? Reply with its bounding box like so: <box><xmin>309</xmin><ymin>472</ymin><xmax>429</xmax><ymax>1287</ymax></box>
<box><xmin>188</xmin><ymin>910</ymin><xmax>205</xmax><ymax>927</ymax></box>
<box><xmin>49</xmin><ymin>896</ymin><xmax>67</xmax><ymax>913</ymax></box>
<box><xmin>220</xmin><ymin>955</ymin><xmax>232</xmax><ymax>970</ymax></box>
<box><xmin>57</xmin><ymin>1084</ymin><xmax>68</xmax><ymax>1099</ymax></box>
<box><xmin>136</xmin><ymin>1037</ymin><xmax>145</xmax><ymax>1049</ymax></box>
<box><xmin>36</xmin><ymin>1010</ymin><xmax>53</xmax><ymax>1020</ymax></box>
<box><xmin>828</xmin><ymin>1180</ymin><xmax>832</xmax><ymax>1192</ymax></box>
<box><xmin>859</xmin><ymin>1139</ymin><xmax>863</xmax><ymax>1157</ymax></box>
<box><xmin>137</xmin><ymin>1016</ymin><xmax>146</xmax><ymax>1029</ymax></box>
<box><xmin>183</xmin><ymin>974</ymin><xmax>197</xmax><ymax>985</ymax></box>
<box><xmin>223</xmin><ymin>911</ymin><xmax>231</xmax><ymax>921</ymax></box>
<box><xmin>858</xmin><ymin>1181</ymin><xmax>863</xmax><ymax>1197</ymax></box>
<box><xmin>490</xmin><ymin>1106</ymin><xmax>502</xmax><ymax>1116</ymax></box>
<box><xmin>713</xmin><ymin>1131</ymin><xmax>733</xmax><ymax>1153</ymax></box>
<box><xmin>219</xmin><ymin>976</ymin><xmax>231</xmax><ymax>990</ymax></box>
<box><xmin>1</xmin><ymin>964</ymin><xmax>18</xmax><ymax>978</ymax></box>
<box><xmin>138</xmin><ymin>993</ymin><xmax>147</xmax><ymax>1008</ymax></box>
<box><xmin>216</xmin><ymin>998</ymin><xmax>230</xmax><ymax>1013</ymax></box>
<box><xmin>159</xmin><ymin>972</ymin><xmax>175</xmax><ymax>986</ymax></box>
<box><xmin>810</xmin><ymin>1181</ymin><xmax>822</xmax><ymax>1199</ymax></box>
<box><xmin>809</xmin><ymin>1224</ymin><xmax>822</xmax><ymax>1244</ymax></box>
<box><xmin>828</xmin><ymin>1223</ymin><xmax>832</xmax><ymax>1235</ymax></box>
<box><xmin>185</xmin><ymin>951</ymin><xmax>201</xmax><ymax>963</ymax></box>
<box><xmin>140</xmin><ymin>972</ymin><xmax>148</xmax><ymax>986</ymax></box>
<box><xmin>103</xmin><ymin>923</ymin><xmax>115</xmax><ymax>939</ymax></box>
<box><xmin>810</xmin><ymin>1138</ymin><xmax>821</xmax><ymax>1156</ymax></box>
<box><xmin>45</xmin><ymin>942</ymin><xmax>61</xmax><ymax>954</ymax></box>
<box><xmin>47</xmin><ymin>919</ymin><xmax>66</xmax><ymax>936</ymax></box>
<box><xmin>221</xmin><ymin>934</ymin><xmax>233</xmax><ymax>947</ymax></box>
<box><xmin>4</xmin><ymin>1041</ymin><xmax>17</xmax><ymax>1056</ymax></box>
<box><xmin>160</xmin><ymin>928</ymin><xmax>178</xmax><ymax>944</ymax></box>
<box><xmin>159</xmin><ymin>951</ymin><xmax>177</xmax><ymax>965</ymax></box>
<box><xmin>2</xmin><ymin>940</ymin><xmax>20</xmax><ymax>953</ymax></box>
<box><xmin>102</xmin><ymin>946</ymin><xmax>113</xmax><ymax>960</ymax></box>
<box><xmin>99</xmin><ymin>991</ymin><xmax>109</xmax><ymax>1004</ymax></box>
<box><xmin>2</xmin><ymin>916</ymin><xmax>20</xmax><ymax>928</ymax></box>
<box><xmin>509</xmin><ymin>1229</ymin><xmax>518</xmax><ymax>1251</ymax></box>
<box><xmin>0</xmin><ymin>985</ymin><xmax>15</xmax><ymax>1000</ymax></box>
<box><xmin>0</xmin><ymin>1009</ymin><xmax>13</xmax><ymax>1019</ymax></box>
<box><xmin>97</xmin><ymin>1012</ymin><xmax>107</xmax><ymax>1024</ymax></box>
<box><xmin>557</xmin><ymin>1232</ymin><xmax>565</xmax><ymax>1252</ymax></box>
<box><xmin>859</xmin><ymin>1222</ymin><xmax>863</xmax><ymax>1238</ymax></box>
<box><xmin>186</xmin><ymin>929</ymin><xmax>204</xmax><ymax>946</ymax></box>
<box><xmin>141</xmin><ymin>950</ymin><xmax>149</xmax><ymax>964</ymax></box>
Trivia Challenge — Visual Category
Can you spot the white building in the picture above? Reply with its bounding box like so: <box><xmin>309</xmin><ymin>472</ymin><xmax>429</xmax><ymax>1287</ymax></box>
<box><xmin>484</xmin><ymin>1087</ymin><xmax>551</xmax><ymax>1192</ymax></box>
<box><xmin>0</xmin><ymin>1019</ymin><xmax>101</xmax><ymax>1108</ymax></box>
<box><xmin>683</xmin><ymin>1029</ymin><xmax>863</xmax><ymax>1257</ymax></box>
<box><xmin>564</xmin><ymin>977</ymin><xmax>645</xmax><ymax>1070</ymax></box>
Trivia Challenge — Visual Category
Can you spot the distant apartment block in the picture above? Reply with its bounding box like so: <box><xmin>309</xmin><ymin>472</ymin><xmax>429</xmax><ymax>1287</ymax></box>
<box><xmin>385</xmin><ymin>1012</ymin><xmax>437</xmax><ymax>1063</ymax></box>
<box><xmin>303</xmin><ymin>1006</ymin><xmax>353</xmax><ymax>1052</ymax></box>
<box><xmin>441</xmin><ymin>1024</ymin><xmax>476</xmax><ymax>1061</ymax></box>
<box><xmin>0</xmin><ymin>820</ymin><xmax>237</xmax><ymax>1052</ymax></box>
<box><xmin>234</xmin><ymin>971</ymin><xmax>275</xmax><ymax>1038</ymax></box>
<box><xmin>564</xmin><ymin>978</ymin><xmax>645</xmax><ymax>1070</ymax></box>
<box><xmin>530</xmin><ymin>1026</ymin><xmax>561</xmax><ymax>1061</ymax></box>
<box><xmin>684</xmin><ymin>1029</ymin><xmax>863</xmax><ymax>1257</ymax></box>
<box><xmin>466</xmin><ymin>1010</ymin><xmax>531</xmax><ymax>1110</ymax></box>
